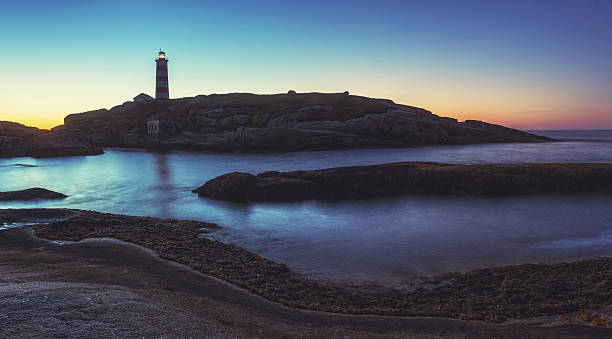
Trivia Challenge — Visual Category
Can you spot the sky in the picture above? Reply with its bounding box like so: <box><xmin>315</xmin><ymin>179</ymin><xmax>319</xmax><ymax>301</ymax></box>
<box><xmin>0</xmin><ymin>0</ymin><xmax>611</xmax><ymax>130</ymax></box>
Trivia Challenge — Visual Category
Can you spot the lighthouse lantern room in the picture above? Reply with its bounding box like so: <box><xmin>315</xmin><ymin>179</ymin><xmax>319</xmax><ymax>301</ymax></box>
<box><xmin>155</xmin><ymin>50</ymin><xmax>169</xmax><ymax>99</ymax></box>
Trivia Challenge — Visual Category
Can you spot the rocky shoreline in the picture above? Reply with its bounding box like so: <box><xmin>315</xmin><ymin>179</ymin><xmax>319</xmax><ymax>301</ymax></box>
<box><xmin>2</xmin><ymin>219</ymin><xmax>605</xmax><ymax>338</ymax></box>
<box><xmin>30</xmin><ymin>210</ymin><xmax>611</xmax><ymax>325</ymax></box>
<box><xmin>194</xmin><ymin>162</ymin><xmax>612</xmax><ymax>202</ymax></box>
<box><xmin>0</xmin><ymin>121</ymin><xmax>102</xmax><ymax>158</ymax></box>
<box><xmin>0</xmin><ymin>209</ymin><xmax>79</xmax><ymax>224</ymax></box>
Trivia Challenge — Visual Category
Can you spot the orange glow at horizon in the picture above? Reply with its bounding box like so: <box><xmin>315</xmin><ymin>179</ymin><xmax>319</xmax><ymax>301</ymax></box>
<box><xmin>3</xmin><ymin>94</ymin><xmax>610</xmax><ymax>131</ymax></box>
<box><xmin>1</xmin><ymin>59</ymin><xmax>610</xmax><ymax>130</ymax></box>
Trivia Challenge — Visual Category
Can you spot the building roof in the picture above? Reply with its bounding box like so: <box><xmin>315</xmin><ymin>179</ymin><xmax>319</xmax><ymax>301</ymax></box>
<box><xmin>133</xmin><ymin>93</ymin><xmax>154</xmax><ymax>102</ymax></box>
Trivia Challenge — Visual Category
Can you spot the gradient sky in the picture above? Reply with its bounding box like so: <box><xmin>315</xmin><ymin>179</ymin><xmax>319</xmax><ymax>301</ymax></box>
<box><xmin>1</xmin><ymin>0</ymin><xmax>611</xmax><ymax>129</ymax></box>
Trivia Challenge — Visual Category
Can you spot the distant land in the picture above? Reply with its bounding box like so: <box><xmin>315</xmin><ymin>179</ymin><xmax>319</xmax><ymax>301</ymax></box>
<box><xmin>0</xmin><ymin>121</ymin><xmax>102</xmax><ymax>158</ymax></box>
<box><xmin>1</xmin><ymin>92</ymin><xmax>550</xmax><ymax>157</ymax></box>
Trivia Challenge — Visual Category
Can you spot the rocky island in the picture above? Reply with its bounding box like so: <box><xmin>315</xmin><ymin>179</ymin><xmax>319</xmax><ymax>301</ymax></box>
<box><xmin>63</xmin><ymin>92</ymin><xmax>550</xmax><ymax>152</ymax></box>
<box><xmin>0</xmin><ymin>121</ymin><xmax>102</xmax><ymax>158</ymax></box>
<box><xmin>194</xmin><ymin>162</ymin><xmax>612</xmax><ymax>202</ymax></box>
<box><xmin>0</xmin><ymin>188</ymin><xmax>67</xmax><ymax>201</ymax></box>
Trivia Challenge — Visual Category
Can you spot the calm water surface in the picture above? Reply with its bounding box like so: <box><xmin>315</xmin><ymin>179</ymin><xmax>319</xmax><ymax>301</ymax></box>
<box><xmin>1</xmin><ymin>130</ymin><xmax>612</xmax><ymax>284</ymax></box>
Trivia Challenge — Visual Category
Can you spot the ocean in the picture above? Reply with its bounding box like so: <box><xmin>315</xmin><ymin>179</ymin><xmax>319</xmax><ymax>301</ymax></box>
<box><xmin>1</xmin><ymin>130</ymin><xmax>611</xmax><ymax>284</ymax></box>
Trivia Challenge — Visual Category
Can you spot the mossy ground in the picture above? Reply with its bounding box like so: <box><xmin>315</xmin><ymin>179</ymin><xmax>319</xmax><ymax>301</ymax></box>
<box><xmin>33</xmin><ymin>211</ymin><xmax>611</xmax><ymax>325</ymax></box>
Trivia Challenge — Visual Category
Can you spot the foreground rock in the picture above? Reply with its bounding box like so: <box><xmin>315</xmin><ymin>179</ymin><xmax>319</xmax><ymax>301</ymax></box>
<box><xmin>32</xmin><ymin>210</ymin><xmax>612</xmax><ymax>325</ymax></box>
<box><xmin>0</xmin><ymin>188</ymin><xmax>68</xmax><ymax>201</ymax></box>
<box><xmin>3</xmin><ymin>225</ymin><xmax>607</xmax><ymax>338</ymax></box>
<box><xmin>194</xmin><ymin>162</ymin><xmax>612</xmax><ymax>202</ymax></box>
<box><xmin>0</xmin><ymin>121</ymin><xmax>103</xmax><ymax>158</ymax></box>
<box><xmin>63</xmin><ymin>92</ymin><xmax>550</xmax><ymax>152</ymax></box>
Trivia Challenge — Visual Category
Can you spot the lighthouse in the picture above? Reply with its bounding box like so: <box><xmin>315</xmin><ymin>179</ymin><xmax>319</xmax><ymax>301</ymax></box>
<box><xmin>155</xmin><ymin>50</ymin><xmax>169</xmax><ymax>99</ymax></box>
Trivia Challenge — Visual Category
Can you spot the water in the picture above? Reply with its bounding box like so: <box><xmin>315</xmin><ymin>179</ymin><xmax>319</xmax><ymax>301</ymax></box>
<box><xmin>0</xmin><ymin>222</ymin><xmax>37</xmax><ymax>230</ymax></box>
<box><xmin>1</xmin><ymin>130</ymin><xmax>612</xmax><ymax>284</ymax></box>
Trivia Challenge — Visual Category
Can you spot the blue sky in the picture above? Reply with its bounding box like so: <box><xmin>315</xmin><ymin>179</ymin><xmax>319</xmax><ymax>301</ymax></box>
<box><xmin>1</xmin><ymin>0</ymin><xmax>611</xmax><ymax>129</ymax></box>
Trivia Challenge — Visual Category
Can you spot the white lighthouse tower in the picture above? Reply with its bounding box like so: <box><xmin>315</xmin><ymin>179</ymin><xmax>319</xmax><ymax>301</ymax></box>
<box><xmin>155</xmin><ymin>50</ymin><xmax>169</xmax><ymax>99</ymax></box>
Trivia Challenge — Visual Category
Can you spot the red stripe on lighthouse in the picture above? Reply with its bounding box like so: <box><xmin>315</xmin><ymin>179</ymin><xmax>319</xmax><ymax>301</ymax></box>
<box><xmin>155</xmin><ymin>52</ymin><xmax>169</xmax><ymax>99</ymax></box>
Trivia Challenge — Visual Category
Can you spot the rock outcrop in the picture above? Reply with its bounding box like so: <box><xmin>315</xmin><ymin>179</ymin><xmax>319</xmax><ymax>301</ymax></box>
<box><xmin>63</xmin><ymin>92</ymin><xmax>550</xmax><ymax>152</ymax></box>
<box><xmin>0</xmin><ymin>121</ymin><xmax>103</xmax><ymax>158</ymax></box>
<box><xmin>0</xmin><ymin>188</ymin><xmax>68</xmax><ymax>201</ymax></box>
<box><xmin>193</xmin><ymin>162</ymin><xmax>612</xmax><ymax>202</ymax></box>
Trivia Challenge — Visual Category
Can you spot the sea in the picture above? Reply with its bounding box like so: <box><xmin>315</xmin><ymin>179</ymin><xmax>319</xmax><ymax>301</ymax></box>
<box><xmin>1</xmin><ymin>130</ymin><xmax>611</xmax><ymax>285</ymax></box>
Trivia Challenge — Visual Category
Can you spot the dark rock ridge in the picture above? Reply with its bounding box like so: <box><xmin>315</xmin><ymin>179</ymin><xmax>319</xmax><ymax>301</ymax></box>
<box><xmin>0</xmin><ymin>121</ymin><xmax>103</xmax><ymax>158</ymax></box>
<box><xmin>0</xmin><ymin>188</ymin><xmax>68</xmax><ymax>201</ymax></box>
<box><xmin>63</xmin><ymin>92</ymin><xmax>550</xmax><ymax>152</ymax></box>
<box><xmin>194</xmin><ymin>162</ymin><xmax>612</xmax><ymax>202</ymax></box>
<box><xmin>0</xmin><ymin>208</ymin><xmax>79</xmax><ymax>223</ymax></box>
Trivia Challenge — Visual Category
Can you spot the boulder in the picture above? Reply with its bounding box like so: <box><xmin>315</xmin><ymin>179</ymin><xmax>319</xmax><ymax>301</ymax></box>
<box><xmin>233</xmin><ymin>114</ymin><xmax>250</xmax><ymax>125</ymax></box>
<box><xmin>193</xmin><ymin>172</ymin><xmax>259</xmax><ymax>201</ymax></box>
<box><xmin>192</xmin><ymin>172</ymin><xmax>321</xmax><ymax>202</ymax></box>
<box><xmin>251</xmin><ymin>113</ymin><xmax>270</xmax><ymax>126</ymax></box>
<box><xmin>0</xmin><ymin>188</ymin><xmax>68</xmax><ymax>201</ymax></box>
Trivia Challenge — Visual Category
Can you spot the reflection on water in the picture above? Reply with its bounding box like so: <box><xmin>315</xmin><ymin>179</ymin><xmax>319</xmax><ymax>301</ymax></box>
<box><xmin>1</xmin><ymin>130</ymin><xmax>612</xmax><ymax>283</ymax></box>
<box><xmin>536</xmin><ymin>230</ymin><xmax>612</xmax><ymax>250</ymax></box>
<box><xmin>154</xmin><ymin>153</ymin><xmax>172</xmax><ymax>216</ymax></box>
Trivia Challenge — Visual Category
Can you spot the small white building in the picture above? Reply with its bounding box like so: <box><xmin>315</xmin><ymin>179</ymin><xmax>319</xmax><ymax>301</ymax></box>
<box><xmin>147</xmin><ymin>120</ymin><xmax>160</xmax><ymax>134</ymax></box>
